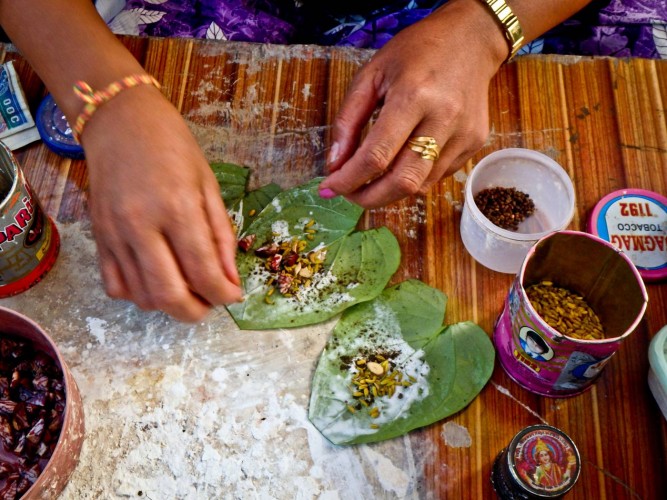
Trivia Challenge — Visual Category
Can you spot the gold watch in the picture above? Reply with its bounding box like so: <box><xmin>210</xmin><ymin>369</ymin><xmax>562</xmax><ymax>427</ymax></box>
<box><xmin>480</xmin><ymin>0</ymin><xmax>525</xmax><ymax>61</ymax></box>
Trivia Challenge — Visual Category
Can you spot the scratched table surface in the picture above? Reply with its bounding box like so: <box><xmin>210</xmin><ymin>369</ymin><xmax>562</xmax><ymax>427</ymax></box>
<box><xmin>1</xmin><ymin>37</ymin><xmax>666</xmax><ymax>499</ymax></box>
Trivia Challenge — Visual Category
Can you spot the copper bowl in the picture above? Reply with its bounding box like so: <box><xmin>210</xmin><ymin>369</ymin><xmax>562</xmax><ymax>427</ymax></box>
<box><xmin>0</xmin><ymin>306</ymin><xmax>84</xmax><ymax>499</ymax></box>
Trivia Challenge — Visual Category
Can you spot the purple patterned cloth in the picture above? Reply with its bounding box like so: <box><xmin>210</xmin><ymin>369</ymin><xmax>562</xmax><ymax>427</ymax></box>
<box><xmin>105</xmin><ymin>0</ymin><xmax>667</xmax><ymax>59</ymax></box>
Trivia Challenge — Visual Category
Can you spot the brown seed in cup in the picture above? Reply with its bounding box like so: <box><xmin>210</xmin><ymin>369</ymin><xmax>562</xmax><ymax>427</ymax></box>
<box><xmin>474</xmin><ymin>187</ymin><xmax>536</xmax><ymax>231</ymax></box>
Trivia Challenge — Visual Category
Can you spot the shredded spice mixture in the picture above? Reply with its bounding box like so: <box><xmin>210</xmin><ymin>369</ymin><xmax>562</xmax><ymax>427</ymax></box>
<box><xmin>526</xmin><ymin>281</ymin><xmax>605</xmax><ymax>340</ymax></box>
<box><xmin>0</xmin><ymin>335</ymin><xmax>65</xmax><ymax>498</ymax></box>
<box><xmin>474</xmin><ymin>187</ymin><xmax>535</xmax><ymax>231</ymax></box>
<box><xmin>342</xmin><ymin>351</ymin><xmax>415</xmax><ymax>429</ymax></box>
<box><xmin>238</xmin><ymin>219</ymin><xmax>327</xmax><ymax>304</ymax></box>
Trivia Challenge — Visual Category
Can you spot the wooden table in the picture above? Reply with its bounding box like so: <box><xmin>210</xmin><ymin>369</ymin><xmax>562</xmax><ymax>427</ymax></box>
<box><xmin>2</xmin><ymin>38</ymin><xmax>666</xmax><ymax>499</ymax></box>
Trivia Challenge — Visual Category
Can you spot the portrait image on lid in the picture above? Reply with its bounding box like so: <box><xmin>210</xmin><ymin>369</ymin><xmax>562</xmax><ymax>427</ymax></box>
<box><xmin>512</xmin><ymin>428</ymin><xmax>579</xmax><ymax>495</ymax></box>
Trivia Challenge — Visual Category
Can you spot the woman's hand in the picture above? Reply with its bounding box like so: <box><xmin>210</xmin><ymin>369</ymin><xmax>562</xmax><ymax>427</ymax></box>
<box><xmin>81</xmin><ymin>84</ymin><xmax>242</xmax><ymax>321</ymax></box>
<box><xmin>318</xmin><ymin>0</ymin><xmax>508</xmax><ymax>208</ymax></box>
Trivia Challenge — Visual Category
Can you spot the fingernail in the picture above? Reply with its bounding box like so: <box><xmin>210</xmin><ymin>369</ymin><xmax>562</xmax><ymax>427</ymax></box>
<box><xmin>319</xmin><ymin>188</ymin><xmax>337</xmax><ymax>199</ymax></box>
<box><xmin>327</xmin><ymin>142</ymin><xmax>340</xmax><ymax>165</ymax></box>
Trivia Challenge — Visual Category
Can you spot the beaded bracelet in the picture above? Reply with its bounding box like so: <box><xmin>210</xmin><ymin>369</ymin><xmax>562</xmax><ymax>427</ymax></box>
<box><xmin>71</xmin><ymin>74</ymin><xmax>161</xmax><ymax>143</ymax></box>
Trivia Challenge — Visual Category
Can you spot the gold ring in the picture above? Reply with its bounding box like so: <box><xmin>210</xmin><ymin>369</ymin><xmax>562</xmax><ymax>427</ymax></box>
<box><xmin>407</xmin><ymin>136</ymin><xmax>440</xmax><ymax>161</ymax></box>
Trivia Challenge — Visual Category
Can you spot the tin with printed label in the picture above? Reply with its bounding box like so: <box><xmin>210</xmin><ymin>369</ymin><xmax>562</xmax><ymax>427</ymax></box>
<box><xmin>494</xmin><ymin>230</ymin><xmax>648</xmax><ymax>397</ymax></box>
<box><xmin>0</xmin><ymin>141</ymin><xmax>59</xmax><ymax>297</ymax></box>
<box><xmin>491</xmin><ymin>425</ymin><xmax>581</xmax><ymax>499</ymax></box>
<box><xmin>588</xmin><ymin>188</ymin><xmax>667</xmax><ymax>283</ymax></box>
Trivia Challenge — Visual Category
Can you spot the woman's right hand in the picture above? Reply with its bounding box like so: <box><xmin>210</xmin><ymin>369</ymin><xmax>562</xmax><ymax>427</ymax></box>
<box><xmin>81</xmin><ymin>84</ymin><xmax>242</xmax><ymax>321</ymax></box>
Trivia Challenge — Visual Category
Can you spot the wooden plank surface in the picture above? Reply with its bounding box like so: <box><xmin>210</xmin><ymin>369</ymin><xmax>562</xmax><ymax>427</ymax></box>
<box><xmin>2</xmin><ymin>38</ymin><xmax>666</xmax><ymax>498</ymax></box>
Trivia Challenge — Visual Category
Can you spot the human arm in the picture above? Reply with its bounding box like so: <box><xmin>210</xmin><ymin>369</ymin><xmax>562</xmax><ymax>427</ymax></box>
<box><xmin>0</xmin><ymin>0</ymin><xmax>242</xmax><ymax>321</ymax></box>
<box><xmin>318</xmin><ymin>0</ymin><xmax>594</xmax><ymax>208</ymax></box>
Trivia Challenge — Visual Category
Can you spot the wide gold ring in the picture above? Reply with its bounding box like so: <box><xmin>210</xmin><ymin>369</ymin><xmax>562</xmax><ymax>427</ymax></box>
<box><xmin>407</xmin><ymin>136</ymin><xmax>440</xmax><ymax>161</ymax></box>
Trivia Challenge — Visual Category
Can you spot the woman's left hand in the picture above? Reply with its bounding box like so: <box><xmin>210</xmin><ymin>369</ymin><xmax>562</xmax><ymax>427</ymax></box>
<box><xmin>318</xmin><ymin>0</ymin><xmax>509</xmax><ymax>208</ymax></box>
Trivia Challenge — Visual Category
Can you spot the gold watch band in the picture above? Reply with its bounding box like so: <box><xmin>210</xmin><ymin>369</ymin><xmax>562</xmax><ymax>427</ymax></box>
<box><xmin>480</xmin><ymin>0</ymin><xmax>525</xmax><ymax>61</ymax></box>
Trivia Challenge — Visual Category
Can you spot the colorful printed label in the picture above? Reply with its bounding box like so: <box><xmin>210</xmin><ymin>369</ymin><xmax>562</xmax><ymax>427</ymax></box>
<box><xmin>0</xmin><ymin>143</ymin><xmax>59</xmax><ymax>296</ymax></box>
<box><xmin>494</xmin><ymin>277</ymin><xmax>621</xmax><ymax>396</ymax></box>
<box><xmin>511</xmin><ymin>427</ymin><xmax>579</xmax><ymax>496</ymax></box>
<box><xmin>0</xmin><ymin>62</ymin><xmax>39</xmax><ymax>149</ymax></box>
<box><xmin>590</xmin><ymin>189</ymin><xmax>667</xmax><ymax>282</ymax></box>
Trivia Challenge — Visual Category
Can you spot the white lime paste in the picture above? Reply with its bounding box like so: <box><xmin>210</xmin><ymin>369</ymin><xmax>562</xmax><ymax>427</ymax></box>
<box><xmin>227</xmin><ymin>200</ymin><xmax>245</xmax><ymax>235</ymax></box>
<box><xmin>270</xmin><ymin>219</ymin><xmax>290</xmax><ymax>240</ymax></box>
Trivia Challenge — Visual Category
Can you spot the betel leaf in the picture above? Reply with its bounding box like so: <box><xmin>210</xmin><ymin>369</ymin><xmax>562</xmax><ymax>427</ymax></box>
<box><xmin>308</xmin><ymin>280</ymin><xmax>495</xmax><ymax>446</ymax></box>
<box><xmin>226</xmin><ymin>178</ymin><xmax>400</xmax><ymax>329</ymax></box>
<box><xmin>229</xmin><ymin>183</ymin><xmax>283</xmax><ymax>235</ymax></box>
<box><xmin>210</xmin><ymin>162</ymin><xmax>250</xmax><ymax>205</ymax></box>
<box><xmin>210</xmin><ymin>161</ymin><xmax>282</xmax><ymax>235</ymax></box>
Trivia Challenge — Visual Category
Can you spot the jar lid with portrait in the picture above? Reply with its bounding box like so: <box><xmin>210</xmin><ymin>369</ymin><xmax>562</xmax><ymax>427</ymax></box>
<box><xmin>492</xmin><ymin>424</ymin><xmax>581</xmax><ymax>499</ymax></box>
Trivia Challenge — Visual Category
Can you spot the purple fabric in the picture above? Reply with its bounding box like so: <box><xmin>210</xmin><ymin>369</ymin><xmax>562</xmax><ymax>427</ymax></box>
<box><xmin>600</xmin><ymin>0</ymin><xmax>667</xmax><ymax>24</ymax></box>
<box><xmin>110</xmin><ymin>1</ymin><xmax>667</xmax><ymax>59</ymax></box>
<box><xmin>122</xmin><ymin>0</ymin><xmax>294</xmax><ymax>43</ymax></box>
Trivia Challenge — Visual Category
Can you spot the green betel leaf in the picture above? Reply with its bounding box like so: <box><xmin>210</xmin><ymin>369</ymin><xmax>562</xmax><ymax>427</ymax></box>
<box><xmin>229</xmin><ymin>183</ymin><xmax>283</xmax><ymax>235</ymax></box>
<box><xmin>237</xmin><ymin>177</ymin><xmax>364</xmax><ymax>245</ymax></box>
<box><xmin>308</xmin><ymin>280</ymin><xmax>495</xmax><ymax>446</ymax></box>
<box><xmin>226</xmin><ymin>178</ymin><xmax>400</xmax><ymax>329</ymax></box>
<box><xmin>210</xmin><ymin>162</ymin><xmax>250</xmax><ymax>205</ymax></box>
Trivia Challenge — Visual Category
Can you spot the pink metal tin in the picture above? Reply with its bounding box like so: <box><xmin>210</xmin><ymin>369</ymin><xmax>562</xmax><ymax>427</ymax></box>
<box><xmin>494</xmin><ymin>230</ymin><xmax>648</xmax><ymax>397</ymax></box>
<box><xmin>0</xmin><ymin>306</ymin><xmax>85</xmax><ymax>498</ymax></box>
<box><xmin>588</xmin><ymin>188</ymin><xmax>667</xmax><ymax>283</ymax></box>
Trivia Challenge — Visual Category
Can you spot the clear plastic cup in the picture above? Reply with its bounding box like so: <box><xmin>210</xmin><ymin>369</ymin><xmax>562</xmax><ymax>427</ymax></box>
<box><xmin>460</xmin><ymin>148</ymin><xmax>576</xmax><ymax>273</ymax></box>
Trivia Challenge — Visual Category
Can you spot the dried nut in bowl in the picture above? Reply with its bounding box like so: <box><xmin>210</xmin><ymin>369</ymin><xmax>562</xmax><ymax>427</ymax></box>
<box><xmin>0</xmin><ymin>306</ymin><xmax>84</xmax><ymax>499</ymax></box>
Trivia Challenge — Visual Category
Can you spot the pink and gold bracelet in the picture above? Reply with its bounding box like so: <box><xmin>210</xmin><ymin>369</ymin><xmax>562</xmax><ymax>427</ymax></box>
<box><xmin>72</xmin><ymin>74</ymin><xmax>161</xmax><ymax>143</ymax></box>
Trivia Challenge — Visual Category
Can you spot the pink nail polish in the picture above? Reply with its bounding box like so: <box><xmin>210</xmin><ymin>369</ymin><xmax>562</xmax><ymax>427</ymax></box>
<box><xmin>327</xmin><ymin>142</ymin><xmax>340</xmax><ymax>165</ymax></box>
<box><xmin>319</xmin><ymin>188</ymin><xmax>337</xmax><ymax>199</ymax></box>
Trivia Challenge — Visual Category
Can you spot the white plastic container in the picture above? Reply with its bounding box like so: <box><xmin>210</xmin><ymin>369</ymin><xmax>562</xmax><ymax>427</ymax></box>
<box><xmin>460</xmin><ymin>148</ymin><xmax>576</xmax><ymax>273</ymax></box>
<box><xmin>648</xmin><ymin>325</ymin><xmax>667</xmax><ymax>420</ymax></box>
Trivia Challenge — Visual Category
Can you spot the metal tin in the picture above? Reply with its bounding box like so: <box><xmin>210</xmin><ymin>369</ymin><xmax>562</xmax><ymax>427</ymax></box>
<box><xmin>0</xmin><ymin>141</ymin><xmax>60</xmax><ymax>297</ymax></box>
<box><xmin>494</xmin><ymin>231</ymin><xmax>648</xmax><ymax>397</ymax></box>
<box><xmin>491</xmin><ymin>425</ymin><xmax>581</xmax><ymax>499</ymax></box>
<box><xmin>0</xmin><ymin>306</ymin><xmax>85</xmax><ymax>498</ymax></box>
<box><xmin>588</xmin><ymin>188</ymin><xmax>667</xmax><ymax>283</ymax></box>
<box><xmin>36</xmin><ymin>94</ymin><xmax>84</xmax><ymax>159</ymax></box>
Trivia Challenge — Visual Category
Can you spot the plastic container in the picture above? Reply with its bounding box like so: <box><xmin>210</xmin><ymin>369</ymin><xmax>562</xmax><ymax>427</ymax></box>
<box><xmin>36</xmin><ymin>94</ymin><xmax>84</xmax><ymax>159</ymax></box>
<box><xmin>0</xmin><ymin>306</ymin><xmax>85</xmax><ymax>498</ymax></box>
<box><xmin>460</xmin><ymin>148</ymin><xmax>576</xmax><ymax>274</ymax></box>
<box><xmin>648</xmin><ymin>325</ymin><xmax>667</xmax><ymax>420</ymax></box>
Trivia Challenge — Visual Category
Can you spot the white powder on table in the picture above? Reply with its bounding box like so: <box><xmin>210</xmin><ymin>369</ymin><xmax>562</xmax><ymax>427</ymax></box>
<box><xmin>0</xmin><ymin>223</ymin><xmax>432</xmax><ymax>499</ymax></box>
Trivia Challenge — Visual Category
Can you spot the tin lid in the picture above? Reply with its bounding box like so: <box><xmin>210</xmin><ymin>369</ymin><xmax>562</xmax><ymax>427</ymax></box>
<box><xmin>36</xmin><ymin>94</ymin><xmax>85</xmax><ymax>159</ymax></box>
<box><xmin>506</xmin><ymin>424</ymin><xmax>581</xmax><ymax>497</ymax></box>
<box><xmin>588</xmin><ymin>189</ymin><xmax>667</xmax><ymax>282</ymax></box>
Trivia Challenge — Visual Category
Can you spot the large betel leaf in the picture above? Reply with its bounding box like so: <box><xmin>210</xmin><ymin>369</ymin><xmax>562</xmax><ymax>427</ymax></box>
<box><xmin>237</xmin><ymin>177</ymin><xmax>364</xmax><ymax>252</ymax></box>
<box><xmin>210</xmin><ymin>161</ymin><xmax>282</xmax><ymax>235</ymax></box>
<box><xmin>210</xmin><ymin>162</ymin><xmax>250</xmax><ymax>205</ymax></box>
<box><xmin>308</xmin><ymin>280</ymin><xmax>495</xmax><ymax>445</ymax></box>
<box><xmin>228</xmin><ymin>183</ymin><xmax>282</xmax><ymax>236</ymax></box>
<box><xmin>226</xmin><ymin>178</ymin><xmax>400</xmax><ymax>329</ymax></box>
